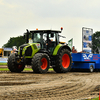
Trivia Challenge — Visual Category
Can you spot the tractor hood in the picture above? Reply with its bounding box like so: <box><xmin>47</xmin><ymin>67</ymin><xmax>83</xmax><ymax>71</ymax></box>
<box><xmin>18</xmin><ymin>43</ymin><xmax>40</xmax><ymax>58</ymax></box>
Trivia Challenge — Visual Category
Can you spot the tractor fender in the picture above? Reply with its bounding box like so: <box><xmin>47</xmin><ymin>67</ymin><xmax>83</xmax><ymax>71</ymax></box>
<box><xmin>53</xmin><ymin>44</ymin><xmax>71</xmax><ymax>56</ymax></box>
<box><xmin>37</xmin><ymin>49</ymin><xmax>51</xmax><ymax>57</ymax></box>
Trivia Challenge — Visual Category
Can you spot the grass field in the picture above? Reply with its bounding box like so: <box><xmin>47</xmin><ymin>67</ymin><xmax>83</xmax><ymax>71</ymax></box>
<box><xmin>0</xmin><ymin>63</ymin><xmax>7</xmax><ymax>65</ymax></box>
<box><xmin>0</xmin><ymin>62</ymin><xmax>54</xmax><ymax>71</ymax></box>
<box><xmin>87</xmin><ymin>97</ymin><xmax>99</xmax><ymax>100</ymax></box>
<box><xmin>0</xmin><ymin>67</ymin><xmax>54</xmax><ymax>71</ymax></box>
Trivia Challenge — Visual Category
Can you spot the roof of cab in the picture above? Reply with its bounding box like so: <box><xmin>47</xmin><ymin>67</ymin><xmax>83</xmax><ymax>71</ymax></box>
<box><xmin>30</xmin><ymin>30</ymin><xmax>61</xmax><ymax>33</ymax></box>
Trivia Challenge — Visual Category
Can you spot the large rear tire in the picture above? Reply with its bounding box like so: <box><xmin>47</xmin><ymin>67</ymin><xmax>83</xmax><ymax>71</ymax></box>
<box><xmin>8</xmin><ymin>53</ymin><xmax>25</xmax><ymax>72</ymax></box>
<box><xmin>31</xmin><ymin>53</ymin><xmax>50</xmax><ymax>73</ymax></box>
<box><xmin>53</xmin><ymin>49</ymin><xmax>72</xmax><ymax>73</ymax></box>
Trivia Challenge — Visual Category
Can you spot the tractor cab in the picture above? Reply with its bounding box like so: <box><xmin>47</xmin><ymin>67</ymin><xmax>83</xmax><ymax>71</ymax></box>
<box><xmin>24</xmin><ymin>29</ymin><xmax>61</xmax><ymax>54</ymax></box>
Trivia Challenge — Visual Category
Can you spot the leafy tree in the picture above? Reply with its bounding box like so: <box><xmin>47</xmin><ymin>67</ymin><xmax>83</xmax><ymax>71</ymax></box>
<box><xmin>92</xmin><ymin>31</ymin><xmax>100</xmax><ymax>54</ymax></box>
<box><xmin>2</xmin><ymin>36</ymin><xmax>26</xmax><ymax>49</ymax></box>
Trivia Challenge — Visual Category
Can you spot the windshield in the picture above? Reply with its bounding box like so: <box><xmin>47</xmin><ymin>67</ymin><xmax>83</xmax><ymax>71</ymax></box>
<box><xmin>33</xmin><ymin>33</ymin><xmax>41</xmax><ymax>43</ymax></box>
<box><xmin>32</xmin><ymin>32</ymin><xmax>47</xmax><ymax>43</ymax></box>
<box><xmin>32</xmin><ymin>32</ymin><xmax>56</xmax><ymax>43</ymax></box>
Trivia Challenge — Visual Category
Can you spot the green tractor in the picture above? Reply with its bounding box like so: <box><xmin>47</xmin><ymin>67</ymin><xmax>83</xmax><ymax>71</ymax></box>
<box><xmin>8</xmin><ymin>28</ymin><xmax>72</xmax><ymax>73</ymax></box>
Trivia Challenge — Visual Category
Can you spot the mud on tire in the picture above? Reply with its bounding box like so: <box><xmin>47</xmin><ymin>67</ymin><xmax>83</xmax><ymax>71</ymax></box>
<box><xmin>53</xmin><ymin>49</ymin><xmax>72</xmax><ymax>73</ymax></box>
<box><xmin>8</xmin><ymin>53</ymin><xmax>25</xmax><ymax>72</ymax></box>
<box><xmin>31</xmin><ymin>53</ymin><xmax>50</xmax><ymax>73</ymax></box>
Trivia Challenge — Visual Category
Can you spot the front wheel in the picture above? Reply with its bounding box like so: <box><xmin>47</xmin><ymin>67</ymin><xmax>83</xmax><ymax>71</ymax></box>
<box><xmin>8</xmin><ymin>53</ymin><xmax>25</xmax><ymax>72</ymax></box>
<box><xmin>53</xmin><ymin>49</ymin><xmax>72</xmax><ymax>73</ymax></box>
<box><xmin>31</xmin><ymin>53</ymin><xmax>50</xmax><ymax>73</ymax></box>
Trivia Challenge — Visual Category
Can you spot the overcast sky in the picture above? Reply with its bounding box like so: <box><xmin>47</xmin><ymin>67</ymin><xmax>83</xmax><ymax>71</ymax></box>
<box><xmin>0</xmin><ymin>0</ymin><xmax>100</xmax><ymax>51</ymax></box>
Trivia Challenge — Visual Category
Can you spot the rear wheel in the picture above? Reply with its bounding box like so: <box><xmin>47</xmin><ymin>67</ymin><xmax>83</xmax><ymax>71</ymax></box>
<box><xmin>31</xmin><ymin>53</ymin><xmax>50</xmax><ymax>73</ymax></box>
<box><xmin>53</xmin><ymin>49</ymin><xmax>72</xmax><ymax>73</ymax></box>
<box><xmin>8</xmin><ymin>53</ymin><xmax>25</xmax><ymax>72</ymax></box>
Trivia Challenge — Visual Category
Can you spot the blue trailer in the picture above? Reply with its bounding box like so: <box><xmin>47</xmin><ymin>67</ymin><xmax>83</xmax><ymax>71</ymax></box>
<box><xmin>71</xmin><ymin>53</ymin><xmax>100</xmax><ymax>72</ymax></box>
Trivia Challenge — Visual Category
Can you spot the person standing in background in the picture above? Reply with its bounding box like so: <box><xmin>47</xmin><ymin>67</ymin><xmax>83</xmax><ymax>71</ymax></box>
<box><xmin>72</xmin><ymin>46</ymin><xmax>77</xmax><ymax>53</ymax></box>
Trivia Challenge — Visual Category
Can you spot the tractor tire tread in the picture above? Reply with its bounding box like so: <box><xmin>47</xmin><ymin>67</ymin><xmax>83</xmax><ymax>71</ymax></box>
<box><xmin>31</xmin><ymin>53</ymin><xmax>50</xmax><ymax>73</ymax></box>
<box><xmin>53</xmin><ymin>49</ymin><xmax>72</xmax><ymax>73</ymax></box>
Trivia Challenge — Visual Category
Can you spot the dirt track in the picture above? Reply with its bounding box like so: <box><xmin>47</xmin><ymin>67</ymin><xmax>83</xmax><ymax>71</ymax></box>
<box><xmin>0</xmin><ymin>68</ymin><xmax>100</xmax><ymax>100</ymax></box>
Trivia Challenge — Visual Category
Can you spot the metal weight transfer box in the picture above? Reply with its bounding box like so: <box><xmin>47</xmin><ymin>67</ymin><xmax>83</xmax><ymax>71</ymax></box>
<box><xmin>71</xmin><ymin>53</ymin><xmax>100</xmax><ymax>72</ymax></box>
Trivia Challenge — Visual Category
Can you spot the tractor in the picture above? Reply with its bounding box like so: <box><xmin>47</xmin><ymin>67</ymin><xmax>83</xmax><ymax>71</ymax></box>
<box><xmin>8</xmin><ymin>28</ymin><xmax>72</xmax><ymax>73</ymax></box>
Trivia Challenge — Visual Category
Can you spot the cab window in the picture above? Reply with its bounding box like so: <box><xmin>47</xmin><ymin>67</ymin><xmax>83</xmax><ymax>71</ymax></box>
<box><xmin>33</xmin><ymin>33</ymin><xmax>41</xmax><ymax>43</ymax></box>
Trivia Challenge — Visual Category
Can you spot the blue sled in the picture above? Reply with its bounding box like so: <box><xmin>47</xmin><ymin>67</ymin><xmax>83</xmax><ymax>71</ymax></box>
<box><xmin>71</xmin><ymin>53</ymin><xmax>100</xmax><ymax>72</ymax></box>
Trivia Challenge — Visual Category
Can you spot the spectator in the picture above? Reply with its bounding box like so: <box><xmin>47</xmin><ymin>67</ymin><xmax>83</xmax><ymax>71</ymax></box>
<box><xmin>11</xmin><ymin>46</ymin><xmax>17</xmax><ymax>53</ymax></box>
<box><xmin>72</xmin><ymin>46</ymin><xmax>77</xmax><ymax>53</ymax></box>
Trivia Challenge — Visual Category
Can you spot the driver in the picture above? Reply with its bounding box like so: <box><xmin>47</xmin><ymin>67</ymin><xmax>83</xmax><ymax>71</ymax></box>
<box><xmin>46</xmin><ymin>39</ymin><xmax>52</xmax><ymax>45</ymax></box>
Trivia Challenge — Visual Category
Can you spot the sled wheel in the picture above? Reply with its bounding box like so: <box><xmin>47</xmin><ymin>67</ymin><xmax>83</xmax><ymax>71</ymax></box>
<box><xmin>89</xmin><ymin>65</ymin><xmax>94</xmax><ymax>72</ymax></box>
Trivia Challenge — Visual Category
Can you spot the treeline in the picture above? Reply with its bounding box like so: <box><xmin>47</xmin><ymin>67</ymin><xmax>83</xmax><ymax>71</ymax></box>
<box><xmin>92</xmin><ymin>31</ymin><xmax>100</xmax><ymax>54</ymax></box>
<box><xmin>3</xmin><ymin>36</ymin><xmax>26</xmax><ymax>48</ymax></box>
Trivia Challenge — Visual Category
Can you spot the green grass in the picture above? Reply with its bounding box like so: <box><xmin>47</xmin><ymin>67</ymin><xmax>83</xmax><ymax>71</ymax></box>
<box><xmin>0</xmin><ymin>68</ymin><xmax>33</xmax><ymax>71</ymax></box>
<box><xmin>49</xmin><ymin>68</ymin><xmax>54</xmax><ymax>71</ymax></box>
<box><xmin>24</xmin><ymin>68</ymin><xmax>32</xmax><ymax>71</ymax></box>
<box><xmin>87</xmin><ymin>97</ymin><xmax>99</xmax><ymax>100</ymax></box>
<box><xmin>92</xmin><ymin>97</ymin><xmax>99</xmax><ymax>100</ymax></box>
<box><xmin>0</xmin><ymin>62</ymin><xmax>54</xmax><ymax>71</ymax></box>
<box><xmin>0</xmin><ymin>67</ymin><xmax>54</xmax><ymax>71</ymax></box>
<box><xmin>0</xmin><ymin>68</ymin><xmax>9</xmax><ymax>71</ymax></box>
<box><xmin>0</xmin><ymin>63</ymin><xmax>7</xmax><ymax>65</ymax></box>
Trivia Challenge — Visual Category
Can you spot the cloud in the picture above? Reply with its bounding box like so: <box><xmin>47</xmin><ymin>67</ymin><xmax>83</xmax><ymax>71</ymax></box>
<box><xmin>0</xmin><ymin>0</ymin><xmax>100</xmax><ymax>51</ymax></box>
<box><xmin>30</xmin><ymin>0</ymin><xmax>100</xmax><ymax>19</ymax></box>
<box><xmin>0</xmin><ymin>0</ymin><xmax>17</xmax><ymax>8</ymax></box>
